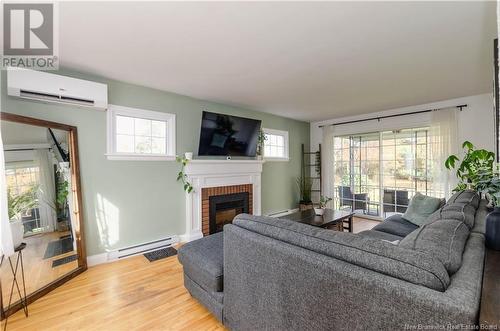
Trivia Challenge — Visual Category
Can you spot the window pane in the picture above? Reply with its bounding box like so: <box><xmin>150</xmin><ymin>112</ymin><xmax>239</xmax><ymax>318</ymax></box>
<box><xmin>152</xmin><ymin>121</ymin><xmax>166</xmax><ymax>138</ymax></box>
<box><xmin>135</xmin><ymin>136</ymin><xmax>152</xmax><ymax>154</ymax></box>
<box><xmin>135</xmin><ymin>118</ymin><xmax>151</xmax><ymax>136</ymax></box>
<box><xmin>264</xmin><ymin>132</ymin><xmax>287</xmax><ymax>158</ymax></box>
<box><xmin>116</xmin><ymin>116</ymin><xmax>134</xmax><ymax>134</ymax></box>
<box><xmin>152</xmin><ymin>137</ymin><xmax>166</xmax><ymax>154</ymax></box>
<box><xmin>116</xmin><ymin>134</ymin><xmax>134</xmax><ymax>153</ymax></box>
<box><xmin>276</xmin><ymin>135</ymin><xmax>284</xmax><ymax>147</ymax></box>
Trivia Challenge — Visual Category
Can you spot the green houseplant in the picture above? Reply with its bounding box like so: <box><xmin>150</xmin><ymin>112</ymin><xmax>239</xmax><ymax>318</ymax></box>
<box><xmin>8</xmin><ymin>186</ymin><xmax>38</xmax><ymax>248</ymax></box>
<box><xmin>445</xmin><ymin>141</ymin><xmax>500</xmax><ymax>249</ymax></box>
<box><xmin>445</xmin><ymin>141</ymin><xmax>496</xmax><ymax>193</ymax></box>
<box><xmin>256</xmin><ymin>129</ymin><xmax>267</xmax><ymax>159</ymax></box>
<box><xmin>296</xmin><ymin>176</ymin><xmax>313</xmax><ymax>210</ymax></box>
<box><xmin>8</xmin><ymin>186</ymin><xmax>38</xmax><ymax>220</ymax></box>
<box><xmin>314</xmin><ymin>195</ymin><xmax>332</xmax><ymax>216</ymax></box>
<box><xmin>176</xmin><ymin>156</ymin><xmax>194</xmax><ymax>193</ymax></box>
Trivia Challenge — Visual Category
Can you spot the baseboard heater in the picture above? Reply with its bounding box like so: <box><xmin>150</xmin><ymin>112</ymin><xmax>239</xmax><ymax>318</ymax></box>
<box><xmin>267</xmin><ymin>209</ymin><xmax>298</xmax><ymax>217</ymax></box>
<box><xmin>107</xmin><ymin>236</ymin><xmax>179</xmax><ymax>260</ymax></box>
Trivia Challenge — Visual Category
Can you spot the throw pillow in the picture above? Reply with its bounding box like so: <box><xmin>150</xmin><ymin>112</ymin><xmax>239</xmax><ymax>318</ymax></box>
<box><xmin>402</xmin><ymin>192</ymin><xmax>443</xmax><ymax>226</ymax></box>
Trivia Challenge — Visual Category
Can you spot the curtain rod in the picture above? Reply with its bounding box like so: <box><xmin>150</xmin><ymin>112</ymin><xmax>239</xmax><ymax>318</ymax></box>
<box><xmin>5</xmin><ymin>147</ymin><xmax>51</xmax><ymax>152</ymax></box>
<box><xmin>318</xmin><ymin>104</ymin><xmax>467</xmax><ymax>128</ymax></box>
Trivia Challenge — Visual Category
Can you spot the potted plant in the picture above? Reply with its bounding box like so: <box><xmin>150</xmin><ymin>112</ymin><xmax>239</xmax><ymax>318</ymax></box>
<box><xmin>445</xmin><ymin>141</ymin><xmax>500</xmax><ymax>250</ymax></box>
<box><xmin>176</xmin><ymin>155</ymin><xmax>194</xmax><ymax>193</ymax></box>
<box><xmin>445</xmin><ymin>141</ymin><xmax>496</xmax><ymax>194</ymax></box>
<box><xmin>296</xmin><ymin>176</ymin><xmax>313</xmax><ymax>210</ymax></box>
<box><xmin>256</xmin><ymin>129</ymin><xmax>267</xmax><ymax>160</ymax></box>
<box><xmin>8</xmin><ymin>186</ymin><xmax>38</xmax><ymax>248</ymax></box>
<box><xmin>314</xmin><ymin>195</ymin><xmax>332</xmax><ymax>216</ymax></box>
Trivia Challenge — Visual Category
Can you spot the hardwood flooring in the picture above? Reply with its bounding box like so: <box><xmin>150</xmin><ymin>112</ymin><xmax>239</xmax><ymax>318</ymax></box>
<box><xmin>4</xmin><ymin>218</ymin><xmax>378</xmax><ymax>331</ymax></box>
<box><xmin>0</xmin><ymin>231</ymin><xmax>78</xmax><ymax>310</ymax></box>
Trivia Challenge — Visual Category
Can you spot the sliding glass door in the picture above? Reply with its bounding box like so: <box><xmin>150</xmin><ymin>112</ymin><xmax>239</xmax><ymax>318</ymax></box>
<box><xmin>333</xmin><ymin>127</ymin><xmax>438</xmax><ymax>218</ymax></box>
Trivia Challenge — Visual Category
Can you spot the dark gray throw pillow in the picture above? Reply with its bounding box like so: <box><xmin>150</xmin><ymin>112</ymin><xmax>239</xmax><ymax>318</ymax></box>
<box><xmin>402</xmin><ymin>193</ymin><xmax>443</xmax><ymax>226</ymax></box>
<box><xmin>399</xmin><ymin>218</ymin><xmax>470</xmax><ymax>274</ymax></box>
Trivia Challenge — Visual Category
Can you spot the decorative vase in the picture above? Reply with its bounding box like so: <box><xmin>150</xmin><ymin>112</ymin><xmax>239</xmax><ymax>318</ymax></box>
<box><xmin>486</xmin><ymin>207</ymin><xmax>500</xmax><ymax>250</ymax></box>
<box><xmin>314</xmin><ymin>207</ymin><xmax>325</xmax><ymax>216</ymax></box>
<box><xmin>10</xmin><ymin>220</ymin><xmax>24</xmax><ymax>249</ymax></box>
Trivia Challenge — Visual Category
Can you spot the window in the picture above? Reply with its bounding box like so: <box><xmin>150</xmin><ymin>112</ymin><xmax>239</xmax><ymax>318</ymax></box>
<box><xmin>263</xmin><ymin>128</ymin><xmax>289</xmax><ymax>161</ymax></box>
<box><xmin>5</xmin><ymin>163</ymin><xmax>41</xmax><ymax>233</ymax></box>
<box><xmin>333</xmin><ymin>127</ymin><xmax>439</xmax><ymax>218</ymax></box>
<box><xmin>107</xmin><ymin>105</ymin><xmax>176</xmax><ymax>160</ymax></box>
<box><xmin>5</xmin><ymin>164</ymin><xmax>39</xmax><ymax>197</ymax></box>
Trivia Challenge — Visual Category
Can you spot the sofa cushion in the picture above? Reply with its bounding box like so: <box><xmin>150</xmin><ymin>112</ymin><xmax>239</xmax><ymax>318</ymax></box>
<box><xmin>472</xmin><ymin>199</ymin><xmax>488</xmax><ymax>236</ymax></box>
<box><xmin>357</xmin><ymin>230</ymin><xmax>403</xmax><ymax>242</ymax></box>
<box><xmin>372</xmin><ymin>214</ymin><xmax>419</xmax><ymax>237</ymax></box>
<box><xmin>399</xmin><ymin>218</ymin><xmax>470</xmax><ymax>274</ymax></box>
<box><xmin>425</xmin><ymin>202</ymin><xmax>476</xmax><ymax>229</ymax></box>
<box><xmin>178</xmin><ymin>232</ymin><xmax>224</xmax><ymax>292</ymax></box>
<box><xmin>448</xmin><ymin>190</ymin><xmax>480</xmax><ymax>209</ymax></box>
<box><xmin>402</xmin><ymin>193</ymin><xmax>444</xmax><ymax>226</ymax></box>
<box><xmin>233</xmin><ymin>214</ymin><xmax>450</xmax><ymax>291</ymax></box>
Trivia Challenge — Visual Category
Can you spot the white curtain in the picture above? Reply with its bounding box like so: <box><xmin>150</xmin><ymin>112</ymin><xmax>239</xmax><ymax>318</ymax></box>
<box><xmin>0</xmin><ymin>130</ymin><xmax>14</xmax><ymax>257</ymax></box>
<box><xmin>321</xmin><ymin>125</ymin><xmax>335</xmax><ymax>208</ymax></box>
<box><xmin>429</xmin><ymin>108</ymin><xmax>458</xmax><ymax>199</ymax></box>
<box><xmin>35</xmin><ymin>149</ymin><xmax>57</xmax><ymax>232</ymax></box>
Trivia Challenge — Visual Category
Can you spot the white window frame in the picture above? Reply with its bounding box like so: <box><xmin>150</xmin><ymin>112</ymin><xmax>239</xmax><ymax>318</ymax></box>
<box><xmin>262</xmin><ymin>128</ymin><xmax>289</xmax><ymax>161</ymax></box>
<box><xmin>106</xmin><ymin>104</ymin><xmax>176</xmax><ymax>161</ymax></box>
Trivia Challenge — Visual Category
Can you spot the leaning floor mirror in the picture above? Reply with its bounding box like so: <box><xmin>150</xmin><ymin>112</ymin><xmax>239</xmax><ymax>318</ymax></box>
<box><xmin>0</xmin><ymin>112</ymin><xmax>86</xmax><ymax>319</ymax></box>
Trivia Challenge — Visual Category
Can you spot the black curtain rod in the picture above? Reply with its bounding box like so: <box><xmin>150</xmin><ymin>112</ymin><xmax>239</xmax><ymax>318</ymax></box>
<box><xmin>5</xmin><ymin>147</ymin><xmax>52</xmax><ymax>152</ymax></box>
<box><xmin>319</xmin><ymin>104</ymin><xmax>467</xmax><ymax>128</ymax></box>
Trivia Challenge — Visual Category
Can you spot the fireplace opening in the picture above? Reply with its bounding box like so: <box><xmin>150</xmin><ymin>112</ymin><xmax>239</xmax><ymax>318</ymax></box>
<box><xmin>209</xmin><ymin>192</ymin><xmax>249</xmax><ymax>234</ymax></box>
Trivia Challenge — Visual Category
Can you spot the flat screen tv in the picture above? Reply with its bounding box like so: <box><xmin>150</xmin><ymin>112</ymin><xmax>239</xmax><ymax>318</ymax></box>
<box><xmin>198</xmin><ymin>111</ymin><xmax>261</xmax><ymax>157</ymax></box>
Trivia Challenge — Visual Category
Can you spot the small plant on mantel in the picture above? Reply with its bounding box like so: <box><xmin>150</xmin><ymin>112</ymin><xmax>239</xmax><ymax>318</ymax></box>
<box><xmin>176</xmin><ymin>156</ymin><xmax>194</xmax><ymax>193</ymax></box>
<box><xmin>256</xmin><ymin>129</ymin><xmax>267</xmax><ymax>159</ymax></box>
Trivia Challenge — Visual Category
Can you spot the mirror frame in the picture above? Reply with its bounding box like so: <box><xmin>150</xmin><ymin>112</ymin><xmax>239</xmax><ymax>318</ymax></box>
<box><xmin>0</xmin><ymin>112</ymin><xmax>87</xmax><ymax>319</ymax></box>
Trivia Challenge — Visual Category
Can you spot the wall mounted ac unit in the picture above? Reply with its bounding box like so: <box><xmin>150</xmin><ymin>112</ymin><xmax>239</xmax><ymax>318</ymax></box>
<box><xmin>7</xmin><ymin>67</ymin><xmax>108</xmax><ymax>110</ymax></box>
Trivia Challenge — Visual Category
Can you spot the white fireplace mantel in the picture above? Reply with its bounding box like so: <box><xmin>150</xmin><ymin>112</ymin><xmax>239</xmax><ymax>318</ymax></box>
<box><xmin>180</xmin><ymin>159</ymin><xmax>264</xmax><ymax>242</ymax></box>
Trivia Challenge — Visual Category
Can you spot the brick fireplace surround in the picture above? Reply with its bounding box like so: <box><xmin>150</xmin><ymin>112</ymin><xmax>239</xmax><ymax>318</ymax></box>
<box><xmin>201</xmin><ymin>184</ymin><xmax>253</xmax><ymax>236</ymax></box>
<box><xmin>181</xmin><ymin>159</ymin><xmax>263</xmax><ymax>242</ymax></box>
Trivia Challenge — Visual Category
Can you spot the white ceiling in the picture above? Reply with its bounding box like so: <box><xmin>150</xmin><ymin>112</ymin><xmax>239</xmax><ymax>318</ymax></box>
<box><xmin>59</xmin><ymin>1</ymin><xmax>497</xmax><ymax>122</ymax></box>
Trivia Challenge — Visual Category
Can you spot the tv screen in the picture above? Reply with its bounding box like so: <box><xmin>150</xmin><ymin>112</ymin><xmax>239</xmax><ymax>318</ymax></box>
<box><xmin>198</xmin><ymin>111</ymin><xmax>261</xmax><ymax>157</ymax></box>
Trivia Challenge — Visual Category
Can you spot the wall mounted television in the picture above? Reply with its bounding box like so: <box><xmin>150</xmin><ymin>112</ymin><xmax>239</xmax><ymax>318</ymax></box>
<box><xmin>198</xmin><ymin>111</ymin><xmax>262</xmax><ymax>157</ymax></box>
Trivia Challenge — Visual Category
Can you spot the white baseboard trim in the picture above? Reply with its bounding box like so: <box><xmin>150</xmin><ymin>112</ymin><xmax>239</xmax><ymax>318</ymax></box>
<box><xmin>179</xmin><ymin>230</ymin><xmax>203</xmax><ymax>243</ymax></box>
<box><xmin>86</xmin><ymin>235</ymin><xmax>180</xmax><ymax>267</ymax></box>
<box><xmin>87</xmin><ymin>253</ymin><xmax>109</xmax><ymax>267</ymax></box>
<box><xmin>266</xmin><ymin>208</ymin><xmax>299</xmax><ymax>217</ymax></box>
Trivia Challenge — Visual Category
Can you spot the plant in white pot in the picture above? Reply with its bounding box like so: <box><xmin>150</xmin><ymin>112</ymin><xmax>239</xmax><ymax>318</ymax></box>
<box><xmin>7</xmin><ymin>186</ymin><xmax>37</xmax><ymax>248</ymax></box>
<box><xmin>314</xmin><ymin>195</ymin><xmax>332</xmax><ymax>216</ymax></box>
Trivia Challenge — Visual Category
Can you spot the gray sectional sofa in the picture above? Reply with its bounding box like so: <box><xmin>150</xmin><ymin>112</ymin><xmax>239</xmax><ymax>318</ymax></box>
<box><xmin>178</xmin><ymin>190</ymin><xmax>488</xmax><ymax>330</ymax></box>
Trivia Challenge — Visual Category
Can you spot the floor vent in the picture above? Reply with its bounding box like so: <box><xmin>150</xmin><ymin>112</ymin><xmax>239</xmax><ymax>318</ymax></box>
<box><xmin>144</xmin><ymin>247</ymin><xmax>178</xmax><ymax>262</ymax></box>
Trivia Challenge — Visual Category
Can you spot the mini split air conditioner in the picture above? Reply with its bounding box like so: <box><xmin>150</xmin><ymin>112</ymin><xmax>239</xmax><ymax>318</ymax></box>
<box><xmin>7</xmin><ymin>68</ymin><xmax>108</xmax><ymax>110</ymax></box>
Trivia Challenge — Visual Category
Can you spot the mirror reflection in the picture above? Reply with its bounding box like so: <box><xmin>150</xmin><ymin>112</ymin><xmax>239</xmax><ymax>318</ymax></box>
<box><xmin>1</xmin><ymin>120</ymin><xmax>79</xmax><ymax>309</ymax></box>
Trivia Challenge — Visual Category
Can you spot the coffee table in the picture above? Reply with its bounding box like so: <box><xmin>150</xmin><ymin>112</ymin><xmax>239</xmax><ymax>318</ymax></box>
<box><xmin>279</xmin><ymin>209</ymin><xmax>354</xmax><ymax>232</ymax></box>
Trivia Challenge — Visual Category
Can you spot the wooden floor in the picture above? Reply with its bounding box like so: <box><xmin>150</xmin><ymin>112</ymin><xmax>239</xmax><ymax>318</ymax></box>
<box><xmin>1</xmin><ymin>231</ymin><xmax>78</xmax><ymax>310</ymax></box>
<box><xmin>4</xmin><ymin>218</ymin><xmax>378</xmax><ymax>331</ymax></box>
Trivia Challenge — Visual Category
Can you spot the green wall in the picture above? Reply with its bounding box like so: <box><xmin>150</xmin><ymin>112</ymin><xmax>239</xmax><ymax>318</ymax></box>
<box><xmin>0</xmin><ymin>69</ymin><xmax>309</xmax><ymax>256</ymax></box>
